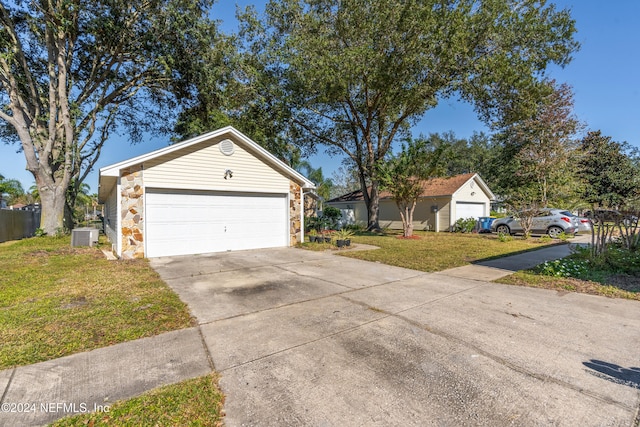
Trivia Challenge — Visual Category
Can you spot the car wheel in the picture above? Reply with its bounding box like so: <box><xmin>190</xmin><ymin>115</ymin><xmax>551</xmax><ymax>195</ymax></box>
<box><xmin>496</xmin><ymin>225</ymin><xmax>511</xmax><ymax>235</ymax></box>
<box><xmin>547</xmin><ymin>226</ymin><xmax>564</xmax><ymax>238</ymax></box>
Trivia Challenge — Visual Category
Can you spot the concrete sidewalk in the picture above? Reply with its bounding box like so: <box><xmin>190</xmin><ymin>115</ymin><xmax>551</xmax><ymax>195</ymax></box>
<box><xmin>438</xmin><ymin>234</ymin><xmax>591</xmax><ymax>281</ymax></box>
<box><xmin>0</xmin><ymin>328</ymin><xmax>213</xmax><ymax>426</ymax></box>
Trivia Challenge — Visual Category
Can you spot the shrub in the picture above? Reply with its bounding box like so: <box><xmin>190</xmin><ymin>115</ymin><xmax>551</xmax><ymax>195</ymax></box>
<box><xmin>453</xmin><ymin>217</ymin><xmax>476</xmax><ymax>233</ymax></box>
<box><xmin>536</xmin><ymin>258</ymin><xmax>589</xmax><ymax>278</ymax></box>
<box><xmin>539</xmin><ymin>235</ymin><xmax>552</xmax><ymax>243</ymax></box>
<box><xmin>497</xmin><ymin>232</ymin><xmax>513</xmax><ymax>243</ymax></box>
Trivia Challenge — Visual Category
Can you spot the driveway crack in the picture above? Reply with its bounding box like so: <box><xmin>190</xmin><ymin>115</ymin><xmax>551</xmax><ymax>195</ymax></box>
<box><xmin>0</xmin><ymin>368</ymin><xmax>16</xmax><ymax>405</ymax></box>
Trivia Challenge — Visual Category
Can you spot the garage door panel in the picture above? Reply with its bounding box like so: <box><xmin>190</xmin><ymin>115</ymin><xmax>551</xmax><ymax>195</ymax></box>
<box><xmin>455</xmin><ymin>202</ymin><xmax>485</xmax><ymax>221</ymax></box>
<box><xmin>146</xmin><ymin>190</ymin><xmax>288</xmax><ymax>257</ymax></box>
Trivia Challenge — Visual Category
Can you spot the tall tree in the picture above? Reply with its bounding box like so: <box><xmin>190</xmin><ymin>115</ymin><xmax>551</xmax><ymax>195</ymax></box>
<box><xmin>578</xmin><ymin>131</ymin><xmax>639</xmax><ymax>209</ymax></box>
<box><xmin>377</xmin><ymin>139</ymin><xmax>446</xmax><ymax>237</ymax></box>
<box><xmin>498</xmin><ymin>81</ymin><xmax>582</xmax><ymax>206</ymax></box>
<box><xmin>174</xmin><ymin>5</ymin><xmax>300</xmax><ymax>164</ymax></box>
<box><xmin>422</xmin><ymin>131</ymin><xmax>500</xmax><ymax>188</ymax></box>
<box><xmin>241</xmin><ymin>0</ymin><xmax>578</xmax><ymax>230</ymax></box>
<box><xmin>0</xmin><ymin>0</ymin><xmax>225</xmax><ymax>233</ymax></box>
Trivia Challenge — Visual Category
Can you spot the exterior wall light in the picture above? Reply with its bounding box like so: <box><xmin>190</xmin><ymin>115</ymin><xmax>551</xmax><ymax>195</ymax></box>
<box><xmin>224</xmin><ymin>169</ymin><xmax>233</xmax><ymax>179</ymax></box>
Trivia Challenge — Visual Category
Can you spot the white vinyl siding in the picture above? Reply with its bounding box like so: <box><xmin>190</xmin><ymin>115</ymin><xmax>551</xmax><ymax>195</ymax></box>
<box><xmin>145</xmin><ymin>189</ymin><xmax>288</xmax><ymax>257</ymax></box>
<box><xmin>143</xmin><ymin>139</ymin><xmax>289</xmax><ymax>193</ymax></box>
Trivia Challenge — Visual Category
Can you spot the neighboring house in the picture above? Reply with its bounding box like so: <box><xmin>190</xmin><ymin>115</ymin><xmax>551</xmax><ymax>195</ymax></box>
<box><xmin>98</xmin><ymin>126</ymin><xmax>316</xmax><ymax>259</ymax></box>
<box><xmin>9</xmin><ymin>203</ymin><xmax>41</xmax><ymax>212</ymax></box>
<box><xmin>327</xmin><ymin>173</ymin><xmax>495</xmax><ymax>232</ymax></box>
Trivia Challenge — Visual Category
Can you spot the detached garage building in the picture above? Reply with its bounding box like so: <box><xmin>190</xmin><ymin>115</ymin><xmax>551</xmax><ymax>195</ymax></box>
<box><xmin>327</xmin><ymin>173</ymin><xmax>494</xmax><ymax>232</ymax></box>
<box><xmin>98</xmin><ymin>126</ymin><xmax>316</xmax><ymax>259</ymax></box>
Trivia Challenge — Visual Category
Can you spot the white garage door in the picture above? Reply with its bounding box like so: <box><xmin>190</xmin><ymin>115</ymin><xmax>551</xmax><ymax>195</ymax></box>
<box><xmin>455</xmin><ymin>202</ymin><xmax>485</xmax><ymax>221</ymax></box>
<box><xmin>145</xmin><ymin>189</ymin><xmax>288</xmax><ymax>257</ymax></box>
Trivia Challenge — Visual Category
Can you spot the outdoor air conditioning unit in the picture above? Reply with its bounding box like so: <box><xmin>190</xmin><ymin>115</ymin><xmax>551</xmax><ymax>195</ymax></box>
<box><xmin>71</xmin><ymin>227</ymin><xmax>99</xmax><ymax>247</ymax></box>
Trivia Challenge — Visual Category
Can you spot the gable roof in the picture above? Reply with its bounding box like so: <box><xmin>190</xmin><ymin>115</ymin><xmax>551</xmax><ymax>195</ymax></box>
<box><xmin>328</xmin><ymin>173</ymin><xmax>495</xmax><ymax>202</ymax></box>
<box><xmin>98</xmin><ymin>126</ymin><xmax>315</xmax><ymax>200</ymax></box>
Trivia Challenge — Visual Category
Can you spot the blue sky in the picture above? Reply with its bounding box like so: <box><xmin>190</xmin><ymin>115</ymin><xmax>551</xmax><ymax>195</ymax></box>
<box><xmin>1</xmin><ymin>0</ymin><xmax>639</xmax><ymax>192</ymax></box>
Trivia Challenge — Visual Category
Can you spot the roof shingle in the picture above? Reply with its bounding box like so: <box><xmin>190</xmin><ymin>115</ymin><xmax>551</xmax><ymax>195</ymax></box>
<box><xmin>328</xmin><ymin>173</ymin><xmax>478</xmax><ymax>202</ymax></box>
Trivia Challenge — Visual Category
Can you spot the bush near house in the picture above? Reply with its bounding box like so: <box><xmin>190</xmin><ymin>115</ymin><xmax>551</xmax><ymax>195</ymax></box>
<box><xmin>453</xmin><ymin>217</ymin><xmax>477</xmax><ymax>233</ymax></box>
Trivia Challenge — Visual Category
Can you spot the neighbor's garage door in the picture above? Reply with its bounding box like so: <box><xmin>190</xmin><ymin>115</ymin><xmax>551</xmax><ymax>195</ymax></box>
<box><xmin>145</xmin><ymin>189</ymin><xmax>288</xmax><ymax>257</ymax></box>
<box><xmin>455</xmin><ymin>202</ymin><xmax>485</xmax><ymax>221</ymax></box>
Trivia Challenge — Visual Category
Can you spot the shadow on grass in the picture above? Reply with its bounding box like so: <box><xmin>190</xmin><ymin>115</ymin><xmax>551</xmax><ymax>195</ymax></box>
<box><xmin>469</xmin><ymin>240</ymin><xmax>570</xmax><ymax>264</ymax></box>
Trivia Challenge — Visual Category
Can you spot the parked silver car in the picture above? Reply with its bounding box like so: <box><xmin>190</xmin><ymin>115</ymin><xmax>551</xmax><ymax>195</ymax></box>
<box><xmin>569</xmin><ymin>214</ymin><xmax>592</xmax><ymax>233</ymax></box>
<box><xmin>491</xmin><ymin>208</ymin><xmax>577</xmax><ymax>238</ymax></box>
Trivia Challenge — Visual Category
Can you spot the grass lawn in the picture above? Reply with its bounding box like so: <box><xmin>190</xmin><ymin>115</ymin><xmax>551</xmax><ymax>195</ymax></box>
<box><xmin>327</xmin><ymin>230</ymin><xmax>561</xmax><ymax>272</ymax></box>
<box><xmin>496</xmin><ymin>272</ymin><xmax>640</xmax><ymax>301</ymax></box>
<box><xmin>0</xmin><ymin>236</ymin><xmax>193</xmax><ymax>369</ymax></box>
<box><xmin>50</xmin><ymin>373</ymin><xmax>225</xmax><ymax>427</ymax></box>
<box><xmin>496</xmin><ymin>245</ymin><xmax>640</xmax><ymax>301</ymax></box>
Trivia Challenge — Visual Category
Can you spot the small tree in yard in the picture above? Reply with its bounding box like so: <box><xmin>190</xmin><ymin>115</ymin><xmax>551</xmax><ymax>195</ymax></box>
<box><xmin>377</xmin><ymin>140</ymin><xmax>445</xmax><ymax>238</ymax></box>
<box><xmin>506</xmin><ymin>188</ymin><xmax>541</xmax><ymax>240</ymax></box>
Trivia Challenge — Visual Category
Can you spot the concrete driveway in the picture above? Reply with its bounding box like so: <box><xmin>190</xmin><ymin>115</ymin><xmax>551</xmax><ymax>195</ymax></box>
<box><xmin>150</xmin><ymin>248</ymin><xmax>640</xmax><ymax>426</ymax></box>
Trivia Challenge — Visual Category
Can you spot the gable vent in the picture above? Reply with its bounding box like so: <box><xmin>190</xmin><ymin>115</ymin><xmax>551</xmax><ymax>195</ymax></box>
<box><xmin>219</xmin><ymin>139</ymin><xmax>235</xmax><ymax>156</ymax></box>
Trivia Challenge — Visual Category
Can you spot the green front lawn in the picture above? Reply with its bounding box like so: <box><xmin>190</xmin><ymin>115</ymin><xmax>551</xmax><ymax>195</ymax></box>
<box><xmin>50</xmin><ymin>374</ymin><xmax>225</xmax><ymax>427</ymax></box>
<box><xmin>497</xmin><ymin>246</ymin><xmax>640</xmax><ymax>300</ymax></box>
<box><xmin>336</xmin><ymin>231</ymin><xmax>560</xmax><ymax>272</ymax></box>
<box><xmin>0</xmin><ymin>236</ymin><xmax>193</xmax><ymax>369</ymax></box>
<box><xmin>497</xmin><ymin>272</ymin><xmax>640</xmax><ymax>300</ymax></box>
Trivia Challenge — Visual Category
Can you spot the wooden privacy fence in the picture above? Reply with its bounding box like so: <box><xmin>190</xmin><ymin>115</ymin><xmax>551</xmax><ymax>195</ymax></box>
<box><xmin>0</xmin><ymin>209</ymin><xmax>41</xmax><ymax>243</ymax></box>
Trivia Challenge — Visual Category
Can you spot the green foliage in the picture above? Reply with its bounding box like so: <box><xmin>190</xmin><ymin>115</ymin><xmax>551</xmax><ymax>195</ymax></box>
<box><xmin>453</xmin><ymin>217</ymin><xmax>477</xmax><ymax>233</ymax></box>
<box><xmin>334</xmin><ymin>229</ymin><xmax>354</xmax><ymax>240</ymax></box>
<box><xmin>578</xmin><ymin>131</ymin><xmax>640</xmax><ymax>208</ymax></box>
<box><xmin>538</xmin><ymin>235</ymin><xmax>552</xmax><ymax>243</ymax></box>
<box><xmin>241</xmin><ymin>0</ymin><xmax>578</xmax><ymax>229</ymax></box>
<box><xmin>537</xmin><ymin>258</ymin><xmax>590</xmax><ymax>278</ymax></box>
<box><xmin>0</xmin><ymin>0</ymin><xmax>226</xmax><ymax>233</ymax></box>
<box><xmin>492</xmin><ymin>81</ymin><xmax>582</xmax><ymax>206</ymax></box>
<box><xmin>34</xmin><ymin>228</ymin><xmax>46</xmax><ymax>237</ymax></box>
<box><xmin>344</xmin><ymin>223</ymin><xmax>365</xmax><ymax>232</ymax></box>
<box><xmin>321</xmin><ymin>206</ymin><xmax>341</xmax><ymax>222</ymax></box>
<box><xmin>497</xmin><ymin>232</ymin><xmax>513</xmax><ymax>243</ymax></box>
<box><xmin>377</xmin><ymin>138</ymin><xmax>447</xmax><ymax>237</ymax></box>
<box><xmin>0</xmin><ymin>174</ymin><xmax>24</xmax><ymax>201</ymax></box>
<box><xmin>306</xmin><ymin>207</ymin><xmax>341</xmax><ymax>231</ymax></box>
<box><xmin>535</xmin><ymin>244</ymin><xmax>640</xmax><ymax>282</ymax></box>
<box><xmin>296</xmin><ymin>161</ymin><xmax>334</xmax><ymax>200</ymax></box>
<box><xmin>425</xmin><ymin>132</ymin><xmax>501</xmax><ymax>186</ymax></box>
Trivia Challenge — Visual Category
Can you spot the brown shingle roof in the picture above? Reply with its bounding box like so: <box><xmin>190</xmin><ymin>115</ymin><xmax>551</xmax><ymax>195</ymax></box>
<box><xmin>328</xmin><ymin>173</ymin><xmax>478</xmax><ymax>202</ymax></box>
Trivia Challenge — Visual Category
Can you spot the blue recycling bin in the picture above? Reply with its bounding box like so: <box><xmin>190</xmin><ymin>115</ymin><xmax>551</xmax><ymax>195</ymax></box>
<box><xmin>478</xmin><ymin>217</ymin><xmax>495</xmax><ymax>232</ymax></box>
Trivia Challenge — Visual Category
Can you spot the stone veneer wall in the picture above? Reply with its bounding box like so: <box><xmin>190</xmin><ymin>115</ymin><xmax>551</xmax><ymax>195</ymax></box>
<box><xmin>304</xmin><ymin>195</ymin><xmax>317</xmax><ymax>218</ymax></box>
<box><xmin>120</xmin><ymin>165</ymin><xmax>145</xmax><ymax>259</ymax></box>
<box><xmin>289</xmin><ymin>181</ymin><xmax>302</xmax><ymax>246</ymax></box>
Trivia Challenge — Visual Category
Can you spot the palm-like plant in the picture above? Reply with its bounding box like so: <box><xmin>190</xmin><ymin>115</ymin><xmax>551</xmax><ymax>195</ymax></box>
<box><xmin>0</xmin><ymin>173</ymin><xmax>25</xmax><ymax>204</ymax></box>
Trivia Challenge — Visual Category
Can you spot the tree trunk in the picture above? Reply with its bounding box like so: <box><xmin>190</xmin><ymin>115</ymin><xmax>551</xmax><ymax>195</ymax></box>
<box><xmin>365</xmin><ymin>181</ymin><xmax>381</xmax><ymax>231</ymax></box>
<box><xmin>38</xmin><ymin>181</ymin><xmax>68</xmax><ymax>234</ymax></box>
<box><xmin>406</xmin><ymin>203</ymin><xmax>416</xmax><ymax>238</ymax></box>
